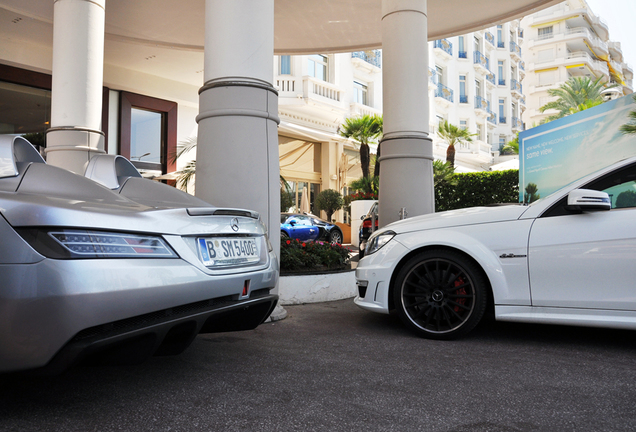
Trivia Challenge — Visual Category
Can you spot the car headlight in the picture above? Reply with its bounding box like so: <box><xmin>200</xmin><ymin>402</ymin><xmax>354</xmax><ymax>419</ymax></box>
<box><xmin>16</xmin><ymin>228</ymin><xmax>178</xmax><ymax>259</ymax></box>
<box><xmin>365</xmin><ymin>230</ymin><xmax>396</xmax><ymax>256</ymax></box>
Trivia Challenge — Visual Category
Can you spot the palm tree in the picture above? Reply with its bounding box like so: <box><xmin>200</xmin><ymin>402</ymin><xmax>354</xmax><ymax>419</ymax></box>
<box><xmin>171</xmin><ymin>136</ymin><xmax>197</xmax><ymax>190</ymax></box>
<box><xmin>501</xmin><ymin>133</ymin><xmax>519</xmax><ymax>155</ymax></box>
<box><xmin>432</xmin><ymin>160</ymin><xmax>457</xmax><ymax>188</ymax></box>
<box><xmin>437</xmin><ymin>120</ymin><xmax>476</xmax><ymax>167</ymax></box>
<box><xmin>539</xmin><ymin>76</ymin><xmax>614</xmax><ymax>123</ymax></box>
<box><xmin>372</xmin><ymin>115</ymin><xmax>383</xmax><ymax>177</ymax></box>
<box><xmin>338</xmin><ymin>114</ymin><xmax>382</xmax><ymax>181</ymax></box>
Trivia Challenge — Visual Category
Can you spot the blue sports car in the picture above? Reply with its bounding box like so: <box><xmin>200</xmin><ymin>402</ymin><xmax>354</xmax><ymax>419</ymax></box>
<box><xmin>280</xmin><ymin>213</ymin><xmax>344</xmax><ymax>244</ymax></box>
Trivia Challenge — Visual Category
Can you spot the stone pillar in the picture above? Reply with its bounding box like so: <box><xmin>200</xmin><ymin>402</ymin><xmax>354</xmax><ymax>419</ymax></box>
<box><xmin>46</xmin><ymin>0</ymin><xmax>106</xmax><ymax>174</ymax></box>
<box><xmin>197</xmin><ymin>0</ymin><xmax>280</xmax><ymax>259</ymax></box>
<box><xmin>379</xmin><ymin>0</ymin><xmax>434</xmax><ymax>227</ymax></box>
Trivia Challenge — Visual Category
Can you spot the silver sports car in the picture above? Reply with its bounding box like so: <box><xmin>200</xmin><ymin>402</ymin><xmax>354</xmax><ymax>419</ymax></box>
<box><xmin>0</xmin><ymin>136</ymin><xmax>278</xmax><ymax>373</ymax></box>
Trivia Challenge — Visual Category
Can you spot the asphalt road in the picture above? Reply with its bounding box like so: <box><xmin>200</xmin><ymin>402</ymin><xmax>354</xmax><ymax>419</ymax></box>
<box><xmin>1</xmin><ymin>299</ymin><xmax>636</xmax><ymax>432</ymax></box>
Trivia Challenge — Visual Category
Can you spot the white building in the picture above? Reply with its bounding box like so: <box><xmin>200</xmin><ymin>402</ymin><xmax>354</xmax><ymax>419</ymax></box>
<box><xmin>429</xmin><ymin>20</ymin><xmax>526</xmax><ymax>171</ymax></box>
<box><xmin>521</xmin><ymin>0</ymin><xmax>634</xmax><ymax>126</ymax></box>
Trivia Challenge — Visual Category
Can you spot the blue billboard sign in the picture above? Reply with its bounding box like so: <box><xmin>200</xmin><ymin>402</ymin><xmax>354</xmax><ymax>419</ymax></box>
<box><xmin>519</xmin><ymin>94</ymin><xmax>636</xmax><ymax>203</ymax></box>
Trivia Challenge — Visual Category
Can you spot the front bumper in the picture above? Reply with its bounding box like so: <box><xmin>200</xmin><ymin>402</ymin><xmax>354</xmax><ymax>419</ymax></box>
<box><xmin>353</xmin><ymin>240</ymin><xmax>408</xmax><ymax>315</ymax></box>
<box><xmin>0</xmin><ymin>252</ymin><xmax>278</xmax><ymax>373</ymax></box>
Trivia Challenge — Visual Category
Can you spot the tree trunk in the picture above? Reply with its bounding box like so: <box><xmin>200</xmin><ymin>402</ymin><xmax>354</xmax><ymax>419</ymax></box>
<box><xmin>374</xmin><ymin>141</ymin><xmax>381</xmax><ymax>177</ymax></box>
<box><xmin>360</xmin><ymin>143</ymin><xmax>370</xmax><ymax>180</ymax></box>
<box><xmin>446</xmin><ymin>144</ymin><xmax>456</xmax><ymax>167</ymax></box>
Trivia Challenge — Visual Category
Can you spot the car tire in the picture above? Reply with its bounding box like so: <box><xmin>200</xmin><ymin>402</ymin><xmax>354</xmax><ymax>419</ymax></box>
<box><xmin>281</xmin><ymin>231</ymin><xmax>289</xmax><ymax>239</ymax></box>
<box><xmin>393</xmin><ymin>249</ymin><xmax>488</xmax><ymax>340</ymax></box>
<box><xmin>329</xmin><ymin>230</ymin><xmax>343</xmax><ymax>244</ymax></box>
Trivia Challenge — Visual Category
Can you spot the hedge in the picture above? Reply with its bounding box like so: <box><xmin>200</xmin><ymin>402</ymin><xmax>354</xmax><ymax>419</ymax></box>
<box><xmin>435</xmin><ymin>169</ymin><xmax>519</xmax><ymax>212</ymax></box>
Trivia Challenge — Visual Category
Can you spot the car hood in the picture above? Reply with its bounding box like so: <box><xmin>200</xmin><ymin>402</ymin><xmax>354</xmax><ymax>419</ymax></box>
<box><xmin>384</xmin><ymin>204</ymin><xmax>530</xmax><ymax>234</ymax></box>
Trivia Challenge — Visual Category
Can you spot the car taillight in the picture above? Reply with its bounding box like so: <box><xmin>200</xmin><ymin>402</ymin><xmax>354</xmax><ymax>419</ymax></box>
<box><xmin>362</xmin><ymin>219</ymin><xmax>379</xmax><ymax>229</ymax></box>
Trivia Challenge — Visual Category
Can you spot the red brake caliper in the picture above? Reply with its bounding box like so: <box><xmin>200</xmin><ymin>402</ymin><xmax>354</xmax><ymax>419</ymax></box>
<box><xmin>454</xmin><ymin>277</ymin><xmax>467</xmax><ymax>313</ymax></box>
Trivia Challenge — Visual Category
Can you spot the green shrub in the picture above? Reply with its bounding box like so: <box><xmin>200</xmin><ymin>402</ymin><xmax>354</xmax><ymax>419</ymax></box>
<box><xmin>435</xmin><ymin>169</ymin><xmax>519</xmax><ymax>212</ymax></box>
<box><xmin>280</xmin><ymin>238</ymin><xmax>350</xmax><ymax>273</ymax></box>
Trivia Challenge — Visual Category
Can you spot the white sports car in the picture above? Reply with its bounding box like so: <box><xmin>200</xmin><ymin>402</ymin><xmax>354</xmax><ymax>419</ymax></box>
<box><xmin>355</xmin><ymin>156</ymin><xmax>636</xmax><ymax>339</ymax></box>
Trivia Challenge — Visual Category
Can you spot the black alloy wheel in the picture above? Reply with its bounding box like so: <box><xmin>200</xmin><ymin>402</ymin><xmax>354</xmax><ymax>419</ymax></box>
<box><xmin>393</xmin><ymin>250</ymin><xmax>487</xmax><ymax>340</ymax></box>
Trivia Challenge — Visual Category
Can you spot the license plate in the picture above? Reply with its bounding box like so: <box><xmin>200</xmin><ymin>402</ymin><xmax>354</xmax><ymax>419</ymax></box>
<box><xmin>198</xmin><ymin>237</ymin><xmax>260</xmax><ymax>267</ymax></box>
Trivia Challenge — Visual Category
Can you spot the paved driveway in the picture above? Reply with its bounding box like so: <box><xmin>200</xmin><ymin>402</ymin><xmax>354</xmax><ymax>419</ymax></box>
<box><xmin>1</xmin><ymin>299</ymin><xmax>636</xmax><ymax>432</ymax></box>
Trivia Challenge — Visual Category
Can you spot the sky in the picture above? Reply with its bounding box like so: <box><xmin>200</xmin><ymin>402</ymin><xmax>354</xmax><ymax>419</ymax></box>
<box><xmin>585</xmin><ymin>0</ymin><xmax>636</xmax><ymax>69</ymax></box>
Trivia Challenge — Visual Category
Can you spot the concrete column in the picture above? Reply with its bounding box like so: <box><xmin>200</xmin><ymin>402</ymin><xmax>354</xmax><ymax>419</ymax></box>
<box><xmin>379</xmin><ymin>0</ymin><xmax>434</xmax><ymax>227</ymax></box>
<box><xmin>197</xmin><ymin>0</ymin><xmax>280</xmax><ymax>259</ymax></box>
<box><xmin>46</xmin><ymin>0</ymin><xmax>106</xmax><ymax>174</ymax></box>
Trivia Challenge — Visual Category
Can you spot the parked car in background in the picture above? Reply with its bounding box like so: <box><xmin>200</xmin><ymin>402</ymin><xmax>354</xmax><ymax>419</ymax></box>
<box><xmin>358</xmin><ymin>201</ymin><xmax>378</xmax><ymax>258</ymax></box>
<box><xmin>0</xmin><ymin>136</ymin><xmax>278</xmax><ymax>373</ymax></box>
<box><xmin>355</xmin><ymin>156</ymin><xmax>636</xmax><ymax>340</ymax></box>
<box><xmin>281</xmin><ymin>212</ymin><xmax>344</xmax><ymax>244</ymax></box>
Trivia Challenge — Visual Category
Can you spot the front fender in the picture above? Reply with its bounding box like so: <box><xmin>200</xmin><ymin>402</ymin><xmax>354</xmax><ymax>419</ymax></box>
<box><xmin>394</xmin><ymin>219</ymin><xmax>533</xmax><ymax>306</ymax></box>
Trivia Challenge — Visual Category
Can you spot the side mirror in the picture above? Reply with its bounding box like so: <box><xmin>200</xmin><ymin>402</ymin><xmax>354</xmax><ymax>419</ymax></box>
<box><xmin>360</xmin><ymin>215</ymin><xmax>365</xmax><ymax>220</ymax></box>
<box><xmin>566</xmin><ymin>189</ymin><xmax>611</xmax><ymax>212</ymax></box>
<box><xmin>289</xmin><ymin>220</ymin><xmax>297</xmax><ymax>226</ymax></box>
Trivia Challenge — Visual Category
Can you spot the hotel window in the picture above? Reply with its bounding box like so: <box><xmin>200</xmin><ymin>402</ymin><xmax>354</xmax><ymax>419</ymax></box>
<box><xmin>353</xmin><ymin>81</ymin><xmax>368</xmax><ymax>106</ymax></box>
<box><xmin>538</xmin><ymin>26</ymin><xmax>553</xmax><ymax>39</ymax></box>
<box><xmin>499</xmin><ymin>135</ymin><xmax>507</xmax><ymax>149</ymax></box>
<box><xmin>458</xmin><ymin>36</ymin><xmax>466</xmax><ymax>58</ymax></box>
<box><xmin>119</xmin><ymin>92</ymin><xmax>177</xmax><ymax>176</ymax></box>
<box><xmin>436</xmin><ymin>65</ymin><xmax>444</xmax><ymax>85</ymax></box>
<box><xmin>498</xmin><ymin>60</ymin><xmax>505</xmax><ymax>85</ymax></box>
<box><xmin>475</xmin><ymin>80</ymin><xmax>482</xmax><ymax>98</ymax></box>
<box><xmin>459</xmin><ymin>75</ymin><xmax>467</xmax><ymax>103</ymax></box>
<box><xmin>308</xmin><ymin>54</ymin><xmax>329</xmax><ymax>81</ymax></box>
<box><xmin>279</xmin><ymin>55</ymin><xmax>292</xmax><ymax>75</ymax></box>
<box><xmin>474</xmin><ymin>36</ymin><xmax>480</xmax><ymax>53</ymax></box>
<box><xmin>460</xmin><ymin>119</ymin><xmax>468</xmax><ymax>130</ymax></box>
<box><xmin>0</xmin><ymin>75</ymin><xmax>51</xmax><ymax>148</ymax></box>
<box><xmin>499</xmin><ymin>98</ymin><xmax>506</xmax><ymax>123</ymax></box>
<box><xmin>497</xmin><ymin>25</ymin><xmax>504</xmax><ymax>48</ymax></box>
<box><xmin>476</xmin><ymin>123</ymin><xmax>483</xmax><ymax>141</ymax></box>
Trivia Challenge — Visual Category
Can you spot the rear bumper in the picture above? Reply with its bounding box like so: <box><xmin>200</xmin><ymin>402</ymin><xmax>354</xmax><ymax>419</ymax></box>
<box><xmin>0</xmin><ymin>253</ymin><xmax>278</xmax><ymax>373</ymax></box>
<box><xmin>38</xmin><ymin>293</ymin><xmax>278</xmax><ymax>375</ymax></box>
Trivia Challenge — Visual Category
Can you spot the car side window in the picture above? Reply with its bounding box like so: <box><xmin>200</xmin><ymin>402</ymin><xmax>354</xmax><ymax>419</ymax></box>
<box><xmin>543</xmin><ymin>162</ymin><xmax>636</xmax><ymax>217</ymax></box>
<box><xmin>586</xmin><ymin>163</ymin><xmax>636</xmax><ymax>210</ymax></box>
<box><xmin>295</xmin><ymin>216</ymin><xmax>311</xmax><ymax>225</ymax></box>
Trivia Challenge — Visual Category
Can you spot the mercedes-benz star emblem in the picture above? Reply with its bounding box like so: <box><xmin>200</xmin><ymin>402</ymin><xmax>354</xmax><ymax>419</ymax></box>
<box><xmin>230</xmin><ymin>218</ymin><xmax>240</xmax><ymax>232</ymax></box>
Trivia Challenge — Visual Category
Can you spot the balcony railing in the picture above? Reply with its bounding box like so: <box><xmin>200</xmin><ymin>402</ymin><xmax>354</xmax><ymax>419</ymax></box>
<box><xmin>352</xmin><ymin>50</ymin><xmax>382</xmax><ymax>68</ymax></box>
<box><xmin>565</xmin><ymin>28</ymin><xmax>607</xmax><ymax>54</ymax></box>
<box><xmin>459</xmin><ymin>95</ymin><xmax>468</xmax><ymax>103</ymax></box>
<box><xmin>485</xmin><ymin>32</ymin><xmax>494</xmax><ymax>46</ymax></box>
<box><xmin>459</xmin><ymin>51</ymin><xmax>467</xmax><ymax>59</ymax></box>
<box><xmin>434</xmin><ymin>39</ymin><xmax>453</xmax><ymax>56</ymax></box>
<box><xmin>499</xmin><ymin>116</ymin><xmax>507</xmax><ymax>124</ymax></box>
<box><xmin>473</xmin><ymin>51</ymin><xmax>489</xmax><ymax>70</ymax></box>
<box><xmin>487</xmin><ymin>110</ymin><xmax>497</xmax><ymax>125</ymax></box>
<box><xmin>519</xmin><ymin>61</ymin><xmax>525</xmax><ymax>71</ymax></box>
<box><xmin>475</xmin><ymin>95</ymin><xmax>490</xmax><ymax>111</ymax></box>
<box><xmin>498</xmin><ymin>79</ymin><xmax>506</xmax><ymax>86</ymax></box>
<box><xmin>510</xmin><ymin>41</ymin><xmax>521</xmax><ymax>58</ymax></box>
<box><xmin>497</xmin><ymin>41</ymin><xmax>505</xmax><ymax>48</ymax></box>
<box><xmin>512</xmin><ymin>117</ymin><xmax>523</xmax><ymax>130</ymax></box>
<box><xmin>435</xmin><ymin>83</ymin><xmax>454</xmax><ymax>102</ymax></box>
<box><xmin>518</xmin><ymin>29</ymin><xmax>524</xmax><ymax>39</ymax></box>
<box><xmin>511</xmin><ymin>79</ymin><xmax>522</xmax><ymax>94</ymax></box>
<box><xmin>429</xmin><ymin>67</ymin><xmax>437</xmax><ymax>84</ymax></box>
<box><xmin>486</xmin><ymin>73</ymin><xmax>495</xmax><ymax>85</ymax></box>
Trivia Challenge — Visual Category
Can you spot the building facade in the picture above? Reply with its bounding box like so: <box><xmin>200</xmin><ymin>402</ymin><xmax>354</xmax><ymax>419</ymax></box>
<box><xmin>520</xmin><ymin>0</ymin><xmax>634</xmax><ymax>126</ymax></box>
<box><xmin>429</xmin><ymin>20</ymin><xmax>526</xmax><ymax>171</ymax></box>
